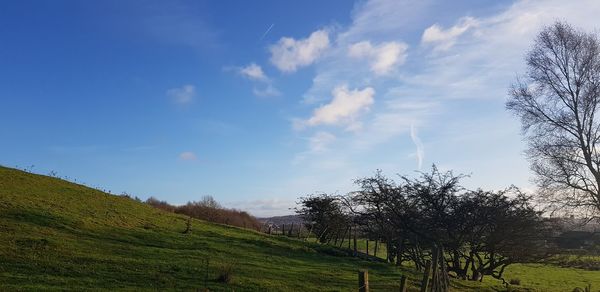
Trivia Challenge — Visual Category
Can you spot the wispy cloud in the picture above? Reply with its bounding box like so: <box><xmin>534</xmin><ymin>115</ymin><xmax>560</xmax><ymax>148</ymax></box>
<box><xmin>232</xmin><ymin>63</ymin><xmax>281</xmax><ymax>97</ymax></box>
<box><xmin>348</xmin><ymin>41</ymin><xmax>408</xmax><ymax>75</ymax></box>
<box><xmin>410</xmin><ymin>124</ymin><xmax>424</xmax><ymax>169</ymax></box>
<box><xmin>270</xmin><ymin>29</ymin><xmax>330</xmax><ymax>73</ymax></box>
<box><xmin>167</xmin><ymin>85</ymin><xmax>196</xmax><ymax>105</ymax></box>
<box><xmin>309</xmin><ymin>131</ymin><xmax>336</xmax><ymax>153</ymax></box>
<box><xmin>421</xmin><ymin>17</ymin><xmax>478</xmax><ymax>51</ymax></box>
<box><xmin>238</xmin><ymin>63</ymin><xmax>269</xmax><ymax>82</ymax></box>
<box><xmin>303</xmin><ymin>85</ymin><xmax>375</xmax><ymax>130</ymax></box>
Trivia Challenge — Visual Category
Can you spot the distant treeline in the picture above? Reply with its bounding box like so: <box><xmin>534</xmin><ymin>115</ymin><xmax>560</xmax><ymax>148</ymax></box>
<box><xmin>145</xmin><ymin>196</ymin><xmax>262</xmax><ymax>231</ymax></box>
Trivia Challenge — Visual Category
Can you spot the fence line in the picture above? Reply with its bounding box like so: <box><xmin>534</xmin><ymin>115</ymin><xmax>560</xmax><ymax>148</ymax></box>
<box><xmin>261</xmin><ymin>224</ymin><xmax>450</xmax><ymax>291</ymax></box>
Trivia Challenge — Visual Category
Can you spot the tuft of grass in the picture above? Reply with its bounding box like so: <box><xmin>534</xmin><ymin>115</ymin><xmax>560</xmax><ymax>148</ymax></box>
<box><xmin>571</xmin><ymin>284</ymin><xmax>592</xmax><ymax>292</ymax></box>
<box><xmin>216</xmin><ymin>261</ymin><xmax>236</xmax><ymax>284</ymax></box>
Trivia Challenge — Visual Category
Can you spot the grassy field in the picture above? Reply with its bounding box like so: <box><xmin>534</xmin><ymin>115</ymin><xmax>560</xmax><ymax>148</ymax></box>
<box><xmin>1</xmin><ymin>166</ymin><xmax>599</xmax><ymax>291</ymax></box>
<box><xmin>316</xmin><ymin>238</ymin><xmax>600</xmax><ymax>290</ymax></box>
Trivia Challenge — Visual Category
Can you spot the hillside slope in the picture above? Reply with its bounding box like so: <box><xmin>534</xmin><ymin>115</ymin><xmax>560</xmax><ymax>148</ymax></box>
<box><xmin>0</xmin><ymin>166</ymin><xmax>418</xmax><ymax>291</ymax></box>
<box><xmin>2</xmin><ymin>166</ymin><xmax>598</xmax><ymax>291</ymax></box>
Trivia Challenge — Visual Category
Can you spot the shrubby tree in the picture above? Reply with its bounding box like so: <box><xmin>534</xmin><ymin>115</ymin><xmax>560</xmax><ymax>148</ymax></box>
<box><xmin>295</xmin><ymin>194</ymin><xmax>349</xmax><ymax>243</ymax></box>
<box><xmin>321</xmin><ymin>166</ymin><xmax>550</xmax><ymax>283</ymax></box>
<box><xmin>450</xmin><ymin>188</ymin><xmax>548</xmax><ymax>282</ymax></box>
<box><xmin>507</xmin><ymin>21</ymin><xmax>600</xmax><ymax>217</ymax></box>
<box><xmin>352</xmin><ymin>172</ymin><xmax>404</xmax><ymax>260</ymax></box>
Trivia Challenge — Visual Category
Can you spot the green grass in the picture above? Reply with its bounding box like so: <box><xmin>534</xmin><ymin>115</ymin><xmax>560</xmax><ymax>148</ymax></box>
<box><xmin>1</xmin><ymin>166</ymin><xmax>599</xmax><ymax>291</ymax></box>
<box><xmin>494</xmin><ymin>263</ymin><xmax>600</xmax><ymax>291</ymax></box>
<box><xmin>544</xmin><ymin>254</ymin><xmax>600</xmax><ymax>270</ymax></box>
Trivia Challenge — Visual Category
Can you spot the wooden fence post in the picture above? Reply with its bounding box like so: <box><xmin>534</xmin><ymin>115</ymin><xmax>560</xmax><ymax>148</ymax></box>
<box><xmin>282</xmin><ymin>224</ymin><xmax>285</xmax><ymax>236</ymax></box>
<box><xmin>305</xmin><ymin>223</ymin><xmax>314</xmax><ymax>241</ymax></box>
<box><xmin>358</xmin><ymin>270</ymin><xmax>369</xmax><ymax>292</ymax></box>
<box><xmin>420</xmin><ymin>260</ymin><xmax>431</xmax><ymax>292</ymax></box>
<box><xmin>430</xmin><ymin>245</ymin><xmax>439</xmax><ymax>292</ymax></box>
<box><xmin>317</xmin><ymin>226</ymin><xmax>329</xmax><ymax>243</ymax></box>
<box><xmin>366</xmin><ymin>240</ymin><xmax>369</xmax><ymax>256</ymax></box>
<box><xmin>386</xmin><ymin>242</ymin><xmax>391</xmax><ymax>263</ymax></box>
<box><xmin>289</xmin><ymin>223</ymin><xmax>294</xmax><ymax>236</ymax></box>
<box><xmin>339</xmin><ymin>226</ymin><xmax>348</xmax><ymax>247</ymax></box>
<box><xmin>439</xmin><ymin>245</ymin><xmax>449</xmax><ymax>291</ymax></box>
<box><xmin>348</xmin><ymin>226</ymin><xmax>352</xmax><ymax>249</ymax></box>
<box><xmin>399</xmin><ymin>275</ymin><xmax>407</xmax><ymax>292</ymax></box>
<box><xmin>353</xmin><ymin>229</ymin><xmax>358</xmax><ymax>255</ymax></box>
<box><xmin>333</xmin><ymin>230</ymin><xmax>339</xmax><ymax>245</ymax></box>
<box><xmin>374</xmin><ymin>240</ymin><xmax>379</xmax><ymax>258</ymax></box>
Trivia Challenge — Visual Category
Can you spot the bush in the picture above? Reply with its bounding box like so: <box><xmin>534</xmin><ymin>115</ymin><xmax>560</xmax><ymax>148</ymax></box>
<box><xmin>509</xmin><ymin>278</ymin><xmax>521</xmax><ymax>285</ymax></box>
<box><xmin>175</xmin><ymin>201</ymin><xmax>262</xmax><ymax>231</ymax></box>
<box><xmin>145</xmin><ymin>197</ymin><xmax>176</xmax><ymax>212</ymax></box>
<box><xmin>145</xmin><ymin>196</ymin><xmax>262</xmax><ymax>231</ymax></box>
<box><xmin>216</xmin><ymin>262</ymin><xmax>236</xmax><ymax>284</ymax></box>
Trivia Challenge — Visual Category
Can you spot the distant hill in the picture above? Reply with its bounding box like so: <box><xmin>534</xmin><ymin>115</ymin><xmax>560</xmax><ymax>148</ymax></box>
<box><xmin>0</xmin><ymin>166</ymin><xmax>415</xmax><ymax>291</ymax></box>
<box><xmin>258</xmin><ymin>214</ymin><xmax>304</xmax><ymax>226</ymax></box>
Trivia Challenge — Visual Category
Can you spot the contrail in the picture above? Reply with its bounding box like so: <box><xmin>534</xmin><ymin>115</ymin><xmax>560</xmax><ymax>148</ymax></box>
<box><xmin>260</xmin><ymin>23</ymin><xmax>275</xmax><ymax>40</ymax></box>
<box><xmin>410</xmin><ymin>124</ymin><xmax>424</xmax><ymax>170</ymax></box>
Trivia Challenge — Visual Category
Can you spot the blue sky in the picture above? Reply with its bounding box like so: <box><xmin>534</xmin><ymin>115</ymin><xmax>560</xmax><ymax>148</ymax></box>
<box><xmin>2</xmin><ymin>0</ymin><xmax>600</xmax><ymax>216</ymax></box>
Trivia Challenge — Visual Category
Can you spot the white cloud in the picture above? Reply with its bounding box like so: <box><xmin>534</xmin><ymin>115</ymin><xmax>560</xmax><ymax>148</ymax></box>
<box><xmin>270</xmin><ymin>29</ymin><xmax>330</xmax><ymax>73</ymax></box>
<box><xmin>167</xmin><ymin>85</ymin><xmax>196</xmax><ymax>104</ymax></box>
<box><xmin>179</xmin><ymin>151</ymin><xmax>197</xmax><ymax>161</ymax></box>
<box><xmin>309</xmin><ymin>131</ymin><xmax>336</xmax><ymax>153</ymax></box>
<box><xmin>410</xmin><ymin>124</ymin><xmax>424</xmax><ymax>170</ymax></box>
<box><xmin>305</xmin><ymin>85</ymin><xmax>375</xmax><ymax>129</ymax></box>
<box><xmin>238</xmin><ymin>63</ymin><xmax>269</xmax><ymax>82</ymax></box>
<box><xmin>232</xmin><ymin>63</ymin><xmax>281</xmax><ymax>97</ymax></box>
<box><xmin>348</xmin><ymin>41</ymin><xmax>408</xmax><ymax>75</ymax></box>
<box><xmin>421</xmin><ymin>17</ymin><xmax>478</xmax><ymax>51</ymax></box>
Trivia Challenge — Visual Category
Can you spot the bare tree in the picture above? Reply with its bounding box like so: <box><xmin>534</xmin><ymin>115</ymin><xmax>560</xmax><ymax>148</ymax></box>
<box><xmin>507</xmin><ymin>21</ymin><xmax>600</xmax><ymax>218</ymax></box>
<box><xmin>347</xmin><ymin>166</ymin><xmax>550</xmax><ymax>282</ymax></box>
<box><xmin>198</xmin><ymin>195</ymin><xmax>221</xmax><ymax>209</ymax></box>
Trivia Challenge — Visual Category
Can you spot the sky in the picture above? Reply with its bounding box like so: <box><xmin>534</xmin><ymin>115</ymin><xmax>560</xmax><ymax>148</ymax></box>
<box><xmin>2</xmin><ymin>0</ymin><xmax>600</xmax><ymax>217</ymax></box>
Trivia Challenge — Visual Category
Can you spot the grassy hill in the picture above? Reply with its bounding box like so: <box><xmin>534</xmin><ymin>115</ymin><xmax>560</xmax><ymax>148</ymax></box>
<box><xmin>1</xmin><ymin>166</ymin><xmax>599</xmax><ymax>291</ymax></box>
